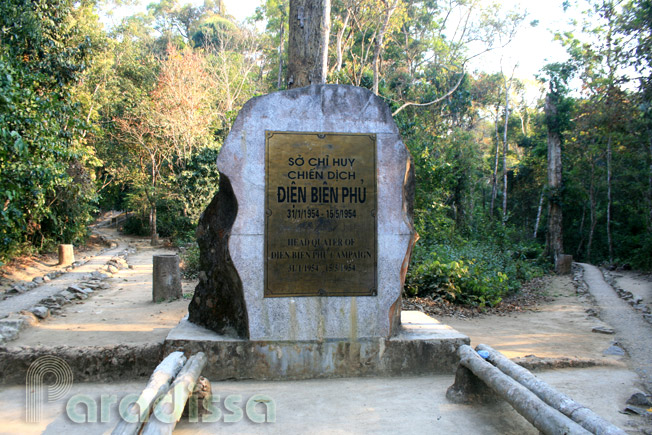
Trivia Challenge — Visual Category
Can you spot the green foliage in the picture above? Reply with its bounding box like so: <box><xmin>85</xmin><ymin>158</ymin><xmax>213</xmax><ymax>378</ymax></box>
<box><xmin>123</xmin><ymin>214</ymin><xmax>149</xmax><ymax>237</ymax></box>
<box><xmin>121</xmin><ymin>147</ymin><xmax>220</xmax><ymax>244</ymax></box>
<box><xmin>406</xmin><ymin>219</ymin><xmax>547</xmax><ymax>307</ymax></box>
<box><xmin>180</xmin><ymin>242</ymin><xmax>201</xmax><ymax>279</ymax></box>
<box><xmin>0</xmin><ymin>0</ymin><xmax>98</xmax><ymax>261</ymax></box>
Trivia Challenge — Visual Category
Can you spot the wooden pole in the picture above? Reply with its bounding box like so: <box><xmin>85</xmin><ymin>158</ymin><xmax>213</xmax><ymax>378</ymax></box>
<box><xmin>476</xmin><ymin>344</ymin><xmax>626</xmax><ymax>435</ymax></box>
<box><xmin>58</xmin><ymin>244</ymin><xmax>75</xmax><ymax>265</ymax></box>
<box><xmin>141</xmin><ymin>353</ymin><xmax>207</xmax><ymax>435</ymax></box>
<box><xmin>456</xmin><ymin>345</ymin><xmax>591</xmax><ymax>435</ymax></box>
<box><xmin>112</xmin><ymin>351</ymin><xmax>187</xmax><ymax>435</ymax></box>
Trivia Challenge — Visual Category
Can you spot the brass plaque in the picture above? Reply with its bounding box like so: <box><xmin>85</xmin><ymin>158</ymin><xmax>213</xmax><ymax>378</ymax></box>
<box><xmin>265</xmin><ymin>131</ymin><xmax>377</xmax><ymax>297</ymax></box>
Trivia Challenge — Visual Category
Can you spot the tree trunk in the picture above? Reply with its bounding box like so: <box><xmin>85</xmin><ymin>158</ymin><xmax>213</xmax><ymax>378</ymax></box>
<box><xmin>276</xmin><ymin>12</ymin><xmax>286</xmax><ymax>90</ymax></box>
<box><xmin>502</xmin><ymin>86</ymin><xmax>509</xmax><ymax>224</ymax></box>
<box><xmin>533</xmin><ymin>187</ymin><xmax>544</xmax><ymax>239</ymax></box>
<box><xmin>576</xmin><ymin>204</ymin><xmax>586</xmax><ymax>258</ymax></box>
<box><xmin>490</xmin><ymin>106</ymin><xmax>500</xmax><ymax>217</ymax></box>
<box><xmin>150</xmin><ymin>204</ymin><xmax>159</xmax><ymax>246</ymax></box>
<box><xmin>545</xmin><ymin>92</ymin><xmax>563</xmax><ymax>262</ymax></box>
<box><xmin>649</xmin><ymin>131</ymin><xmax>652</xmax><ymax>231</ymax></box>
<box><xmin>335</xmin><ymin>9</ymin><xmax>350</xmax><ymax>74</ymax></box>
<box><xmin>587</xmin><ymin>160</ymin><xmax>597</xmax><ymax>262</ymax></box>
<box><xmin>372</xmin><ymin>0</ymin><xmax>397</xmax><ymax>95</ymax></box>
<box><xmin>606</xmin><ymin>135</ymin><xmax>613</xmax><ymax>264</ymax></box>
<box><xmin>287</xmin><ymin>0</ymin><xmax>331</xmax><ymax>88</ymax></box>
<box><xmin>149</xmin><ymin>156</ymin><xmax>159</xmax><ymax>246</ymax></box>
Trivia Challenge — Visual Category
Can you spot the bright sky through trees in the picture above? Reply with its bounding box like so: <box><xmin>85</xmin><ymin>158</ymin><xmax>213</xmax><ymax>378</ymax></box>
<box><xmin>102</xmin><ymin>0</ymin><xmax>575</xmax><ymax>82</ymax></box>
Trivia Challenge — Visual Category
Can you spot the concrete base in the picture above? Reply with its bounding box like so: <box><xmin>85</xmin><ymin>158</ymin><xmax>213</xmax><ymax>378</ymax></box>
<box><xmin>164</xmin><ymin>311</ymin><xmax>469</xmax><ymax>380</ymax></box>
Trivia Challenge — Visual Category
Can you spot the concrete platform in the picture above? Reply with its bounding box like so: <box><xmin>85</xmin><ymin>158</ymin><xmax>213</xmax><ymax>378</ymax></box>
<box><xmin>0</xmin><ymin>367</ymin><xmax>643</xmax><ymax>434</ymax></box>
<box><xmin>164</xmin><ymin>311</ymin><xmax>469</xmax><ymax>380</ymax></box>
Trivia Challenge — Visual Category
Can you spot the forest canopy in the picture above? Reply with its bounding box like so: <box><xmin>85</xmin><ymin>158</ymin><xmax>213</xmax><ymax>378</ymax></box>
<box><xmin>1</xmin><ymin>0</ymin><xmax>650</xmax><ymax>305</ymax></box>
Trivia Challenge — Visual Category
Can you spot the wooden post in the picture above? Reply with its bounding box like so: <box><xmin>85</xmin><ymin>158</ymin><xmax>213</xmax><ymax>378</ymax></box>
<box><xmin>141</xmin><ymin>353</ymin><xmax>208</xmax><ymax>435</ymax></box>
<box><xmin>153</xmin><ymin>255</ymin><xmax>182</xmax><ymax>302</ymax></box>
<box><xmin>112</xmin><ymin>351</ymin><xmax>187</xmax><ymax>435</ymax></box>
<box><xmin>58</xmin><ymin>244</ymin><xmax>75</xmax><ymax>265</ymax></box>
<box><xmin>453</xmin><ymin>345</ymin><xmax>591</xmax><ymax>435</ymax></box>
<box><xmin>476</xmin><ymin>344</ymin><xmax>626</xmax><ymax>435</ymax></box>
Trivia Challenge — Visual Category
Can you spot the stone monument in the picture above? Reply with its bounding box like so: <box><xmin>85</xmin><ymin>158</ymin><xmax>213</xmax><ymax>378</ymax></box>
<box><xmin>167</xmin><ymin>84</ymin><xmax>468</xmax><ymax>379</ymax></box>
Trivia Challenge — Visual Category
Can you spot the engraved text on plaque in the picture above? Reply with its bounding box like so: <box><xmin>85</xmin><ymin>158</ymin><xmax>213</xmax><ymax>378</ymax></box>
<box><xmin>264</xmin><ymin>131</ymin><xmax>377</xmax><ymax>297</ymax></box>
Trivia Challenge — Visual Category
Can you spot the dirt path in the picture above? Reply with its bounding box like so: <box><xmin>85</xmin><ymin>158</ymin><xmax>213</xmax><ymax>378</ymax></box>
<box><xmin>0</xmin><ymin>212</ymin><xmax>124</xmax><ymax>295</ymax></box>
<box><xmin>444</xmin><ymin>274</ymin><xmax>624</xmax><ymax>363</ymax></box>
<box><xmin>442</xmin><ymin>268</ymin><xmax>652</xmax><ymax>433</ymax></box>
<box><xmin>11</xmin><ymin>237</ymin><xmax>195</xmax><ymax>347</ymax></box>
<box><xmin>0</xmin><ymin>235</ymin><xmax>128</xmax><ymax>320</ymax></box>
<box><xmin>612</xmin><ymin>270</ymin><xmax>652</xmax><ymax>311</ymax></box>
<box><xmin>3</xmin><ymin>228</ymin><xmax>651</xmax><ymax>434</ymax></box>
<box><xmin>579</xmin><ymin>263</ymin><xmax>652</xmax><ymax>393</ymax></box>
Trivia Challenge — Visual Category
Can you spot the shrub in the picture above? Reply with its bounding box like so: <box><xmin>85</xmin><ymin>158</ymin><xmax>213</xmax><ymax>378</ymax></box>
<box><xmin>180</xmin><ymin>242</ymin><xmax>200</xmax><ymax>279</ymax></box>
<box><xmin>405</xmin><ymin>237</ymin><xmax>546</xmax><ymax>307</ymax></box>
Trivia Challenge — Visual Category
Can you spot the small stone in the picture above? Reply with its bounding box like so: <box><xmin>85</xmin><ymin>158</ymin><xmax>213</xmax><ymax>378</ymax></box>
<box><xmin>623</xmin><ymin>405</ymin><xmax>652</xmax><ymax>416</ymax></box>
<box><xmin>42</xmin><ymin>275</ymin><xmax>50</xmax><ymax>282</ymax></box>
<box><xmin>67</xmin><ymin>285</ymin><xmax>85</xmax><ymax>294</ymax></box>
<box><xmin>0</xmin><ymin>317</ymin><xmax>26</xmax><ymax>330</ymax></box>
<box><xmin>604</xmin><ymin>344</ymin><xmax>626</xmax><ymax>356</ymax></box>
<box><xmin>128</xmin><ymin>265</ymin><xmax>134</xmax><ymax>270</ymax></box>
<box><xmin>30</xmin><ymin>306</ymin><xmax>50</xmax><ymax>319</ymax></box>
<box><xmin>592</xmin><ymin>326</ymin><xmax>615</xmax><ymax>334</ymax></box>
<box><xmin>107</xmin><ymin>265</ymin><xmax>119</xmax><ymax>274</ymax></box>
<box><xmin>626</xmin><ymin>392</ymin><xmax>652</xmax><ymax>407</ymax></box>
<box><xmin>91</xmin><ymin>271</ymin><xmax>110</xmax><ymax>280</ymax></box>
<box><xmin>32</xmin><ymin>277</ymin><xmax>43</xmax><ymax>284</ymax></box>
<box><xmin>0</xmin><ymin>325</ymin><xmax>20</xmax><ymax>341</ymax></box>
<box><xmin>18</xmin><ymin>311</ymin><xmax>39</xmax><ymax>326</ymax></box>
<box><xmin>81</xmin><ymin>282</ymin><xmax>100</xmax><ymax>289</ymax></box>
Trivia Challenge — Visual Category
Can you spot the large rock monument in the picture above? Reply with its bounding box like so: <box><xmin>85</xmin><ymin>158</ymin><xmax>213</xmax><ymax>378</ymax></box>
<box><xmin>168</xmin><ymin>84</ymin><xmax>468</xmax><ymax>379</ymax></box>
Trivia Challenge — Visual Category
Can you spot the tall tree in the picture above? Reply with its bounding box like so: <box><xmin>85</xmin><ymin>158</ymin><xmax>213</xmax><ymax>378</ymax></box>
<box><xmin>113</xmin><ymin>45</ymin><xmax>218</xmax><ymax>244</ymax></box>
<box><xmin>287</xmin><ymin>0</ymin><xmax>331</xmax><ymax>87</ymax></box>
<box><xmin>541</xmin><ymin>63</ymin><xmax>574</xmax><ymax>263</ymax></box>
